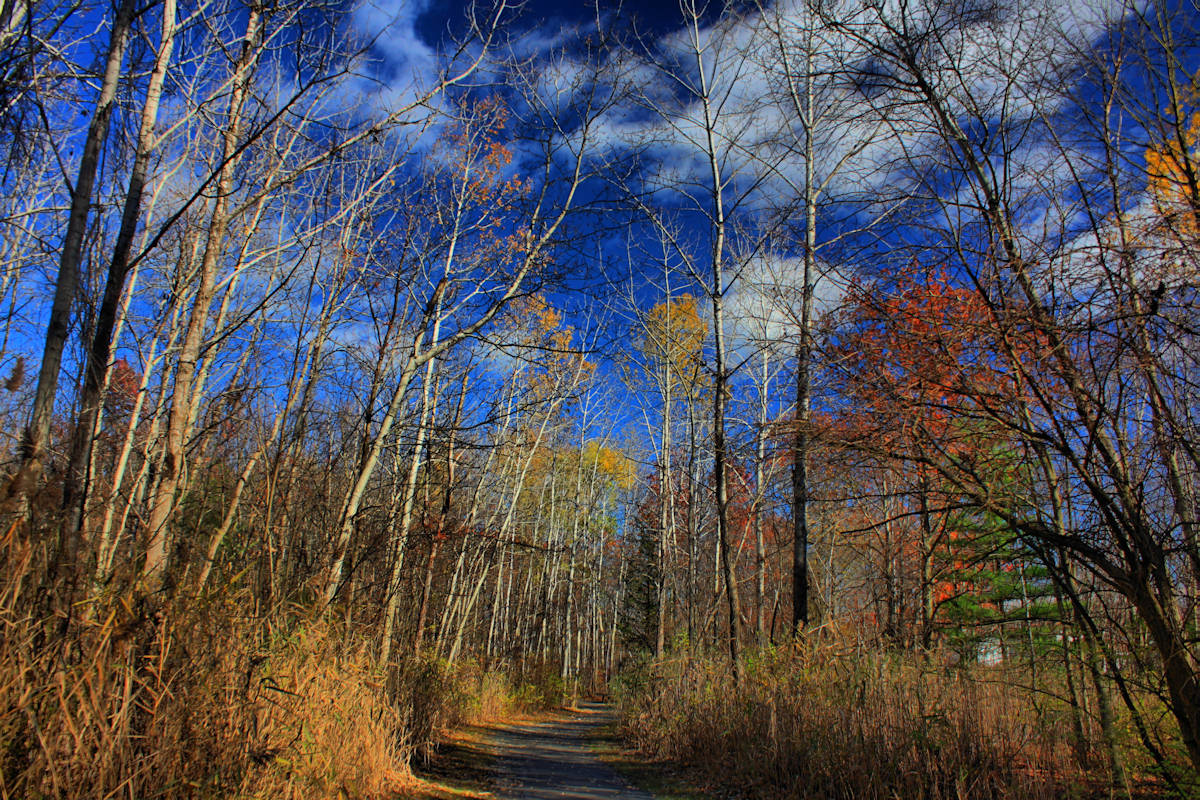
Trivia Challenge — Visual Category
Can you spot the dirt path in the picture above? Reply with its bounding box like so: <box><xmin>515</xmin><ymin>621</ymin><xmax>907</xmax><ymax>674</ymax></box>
<box><xmin>415</xmin><ymin>705</ymin><xmax>662</xmax><ymax>796</ymax></box>
<box><xmin>487</xmin><ymin>701</ymin><xmax>655</xmax><ymax>799</ymax></box>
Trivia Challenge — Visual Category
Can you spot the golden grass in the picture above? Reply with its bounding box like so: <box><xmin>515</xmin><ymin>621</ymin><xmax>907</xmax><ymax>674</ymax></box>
<box><xmin>0</xmin><ymin>590</ymin><xmax>416</xmax><ymax>799</ymax></box>
<box><xmin>0</xmin><ymin>513</ymin><xmax>584</xmax><ymax>800</ymax></box>
<box><xmin>618</xmin><ymin>644</ymin><xmax>1098</xmax><ymax>800</ymax></box>
<box><xmin>0</xmin><ymin>528</ymin><xmax>511</xmax><ymax>799</ymax></box>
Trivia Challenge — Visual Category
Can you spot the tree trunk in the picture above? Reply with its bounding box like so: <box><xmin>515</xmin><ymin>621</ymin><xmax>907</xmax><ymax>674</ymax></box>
<box><xmin>141</xmin><ymin>4</ymin><xmax>263</xmax><ymax>595</ymax></box>
<box><xmin>379</xmin><ymin>343</ymin><xmax>441</xmax><ymax>665</ymax></box>
<box><xmin>791</xmin><ymin>42</ymin><xmax>816</xmax><ymax>635</ymax></box>
<box><xmin>60</xmin><ymin>0</ymin><xmax>177</xmax><ymax>573</ymax></box>
<box><xmin>414</xmin><ymin>370</ymin><xmax>466</xmax><ymax>652</ymax></box>
<box><xmin>753</xmin><ymin>350</ymin><xmax>768</xmax><ymax>643</ymax></box>
<box><xmin>6</xmin><ymin>0</ymin><xmax>136</xmax><ymax>516</ymax></box>
<box><xmin>692</xmin><ymin>14</ymin><xmax>742</xmax><ymax>682</ymax></box>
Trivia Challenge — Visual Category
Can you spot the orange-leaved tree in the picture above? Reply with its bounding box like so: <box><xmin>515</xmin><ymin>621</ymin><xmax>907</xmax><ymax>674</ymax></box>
<box><xmin>831</xmin><ymin>263</ymin><xmax>1023</xmax><ymax>647</ymax></box>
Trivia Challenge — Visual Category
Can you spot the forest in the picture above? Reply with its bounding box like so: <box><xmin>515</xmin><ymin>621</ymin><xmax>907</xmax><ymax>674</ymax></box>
<box><xmin>1</xmin><ymin>0</ymin><xmax>1199</xmax><ymax>796</ymax></box>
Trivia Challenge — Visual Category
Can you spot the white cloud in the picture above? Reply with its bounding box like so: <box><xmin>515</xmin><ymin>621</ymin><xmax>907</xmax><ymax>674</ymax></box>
<box><xmin>352</xmin><ymin>0</ymin><xmax>437</xmax><ymax>85</ymax></box>
<box><xmin>725</xmin><ymin>250</ymin><xmax>848</xmax><ymax>360</ymax></box>
<box><xmin>572</xmin><ymin>0</ymin><xmax>1133</xmax><ymax>227</ymax></box>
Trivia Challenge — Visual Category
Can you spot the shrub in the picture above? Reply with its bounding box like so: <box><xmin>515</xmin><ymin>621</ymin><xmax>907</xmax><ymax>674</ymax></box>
<box><xmin>0</xmin><ymin>546</ymin><xmax>416</xmax><ymax>800</ymax></box>
<box><xmin>619</xmin><ymin>644</ymin><xmax>1091</xmax><ymax>800</ymax></box>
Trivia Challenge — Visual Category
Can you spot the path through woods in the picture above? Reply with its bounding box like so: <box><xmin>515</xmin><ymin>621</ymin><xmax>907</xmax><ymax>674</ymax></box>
<box><xmin>417</xmin><ymin>703</ymin><xmax>659</xmax><ymax>799</ymax></box>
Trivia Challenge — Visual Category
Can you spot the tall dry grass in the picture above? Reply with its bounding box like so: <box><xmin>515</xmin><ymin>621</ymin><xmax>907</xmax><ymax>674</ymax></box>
<box><xmin>450</xmin><ymin>659</ymin><xmax>574</xmax><ymax>724</ymax></box>
<box><xmin>0</xmin><ymin>528</ymin><xmax>485</xmax><ymax>799</ymax></box>
<box><xmin>0</xmin><ymin>603</ymin><xmax>413</xmax><ymax>797</ymax></box>
<box><xmin>618</xmin><ymin>644</ymin><xmax>1096</xmax><ymax>800</ymax></box>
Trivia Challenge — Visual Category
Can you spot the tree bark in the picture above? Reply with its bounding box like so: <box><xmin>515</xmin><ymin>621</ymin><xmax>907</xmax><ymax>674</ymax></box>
<box><xmin>60</xmin><ymin>0</ymin><xmax>177</xmax><ymax>573</ymax></box>
<box><xmin>5</xmin><ymin>0</ymin><xmax>137</xmax><ymax>517</ymax></box>
<box><xmin>141</xmin><ymin>3</ymin><xmax>263</xmax><ymax>595</ymax></box>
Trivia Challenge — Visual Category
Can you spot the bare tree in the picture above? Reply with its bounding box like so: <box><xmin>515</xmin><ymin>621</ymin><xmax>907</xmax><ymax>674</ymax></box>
<box><xmin>5</xmin><ymin>0</ymin><xmax>137</xmax><ymax>516</ymax></box>
<box><xmin>820</xmin><ymin>0</ymin><xmax>1200</xmax><ymax>771</ymax></box>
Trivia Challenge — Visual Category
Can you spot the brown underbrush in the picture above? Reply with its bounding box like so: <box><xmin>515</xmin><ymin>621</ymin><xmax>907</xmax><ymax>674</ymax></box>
<box><xmin>0</xmin><ymin>532</ymin><xmax>523</xmax><ymax>799</ymax></box>
<box><xmin>451</xmin><ymin>658</ymin><xmax>575</xmax><ymax>725</ymax></box>
<box><xmin>0</xmin><ymin>595</ymin><xmax>415</xmax><ymax>798</ymax></box>
<box><xmin>617</xmin><ymin>644</ymin><xmax>1105</xmax><ymax>800</ymax></box>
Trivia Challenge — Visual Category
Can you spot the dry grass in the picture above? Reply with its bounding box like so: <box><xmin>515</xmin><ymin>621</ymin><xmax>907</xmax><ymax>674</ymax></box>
<box><xmin>0</xmin><ymin>594</ymin><xmax>415</xmax><ymax>798</ymax></box>
<box><xmin>0</xmin><ymin>527</ymin><xmax>497</xmax><ymax>799</ymax></box>
<box><xmin>448</xmin><ymin>660</ymin><xmax>572</xmax><ymax>726</ymax></box>
<box><xmin>618</xmin><ymin>644</ymin><xmax>1098</xmax><ymax>800</ymax></box>
<box><xmin>0</xmin><ymin>517</ymin><xmax>580</xmax><ymax>799</ymax></box>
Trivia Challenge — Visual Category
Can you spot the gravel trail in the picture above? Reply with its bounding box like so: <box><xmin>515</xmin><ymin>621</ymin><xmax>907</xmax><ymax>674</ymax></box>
<box><xmin>487</xmin><ymin>702</ymin><xmax>655</xmax><ymax>799</ymax></box>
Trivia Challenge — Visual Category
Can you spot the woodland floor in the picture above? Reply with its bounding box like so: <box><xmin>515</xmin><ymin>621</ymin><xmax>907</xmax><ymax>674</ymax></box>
<box><xmin>410</xmin><ymin>702</ymin><xmax>708</xmax><ymax>799</ymax></box>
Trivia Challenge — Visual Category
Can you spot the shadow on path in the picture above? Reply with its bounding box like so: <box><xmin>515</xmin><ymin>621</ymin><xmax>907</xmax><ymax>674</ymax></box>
<box><xmin>412</xmin><ymin>702</ymin><xmax>655</xmax><ymax>800</ymax></box>
<box><xmin>489</xmin><ymin>702</ymin><xmax>655</xmax><ymax>800</ymax></box>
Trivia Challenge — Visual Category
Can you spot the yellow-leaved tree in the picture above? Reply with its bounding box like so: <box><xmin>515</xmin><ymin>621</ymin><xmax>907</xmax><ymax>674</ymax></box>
<box><xmin>1145</xmin><ymin>73</ymin><xmax>1200</xmax><ymax>237</ymax></box>
<box><xmin>633</xmin><ymin>294</ymin><xmax>708</xmax><ymax>657</ymax></box>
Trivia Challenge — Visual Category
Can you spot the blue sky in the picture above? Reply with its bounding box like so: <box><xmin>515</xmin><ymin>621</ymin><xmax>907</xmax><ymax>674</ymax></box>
<box><xmin>11</xmin><ymin>0</ymin><xmax>1199</xmax><ymax>478</ymax></box>
<box><xmin>341</xmin><ymin>0</ymin><xmax>1200</xmax><ymax>429</ymax></box>
<box><xmin>415</xmin><ymin>0</ymin><xmax>712</xmax><ymax>43</ymax></box>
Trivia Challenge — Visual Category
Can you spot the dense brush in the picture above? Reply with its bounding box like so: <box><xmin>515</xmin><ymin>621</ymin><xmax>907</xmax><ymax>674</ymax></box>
<box><xmin>619</xmin><ymin>644</ymin><xmax>1108</xmax><ymax>800</ymax></box>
